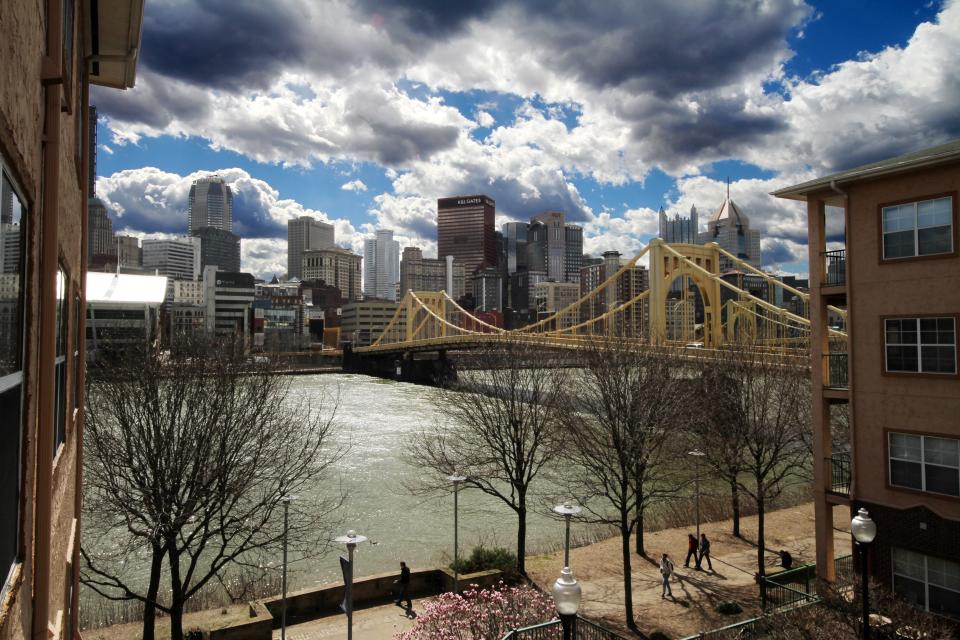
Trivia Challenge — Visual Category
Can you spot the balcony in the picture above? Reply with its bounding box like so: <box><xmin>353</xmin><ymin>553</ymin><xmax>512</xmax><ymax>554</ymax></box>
<box><xmin>821</xmin><ymin>249</ymin><xmax>846</xmax><ymax>287</ymax></box>
<box><xmin>824</xmin><ymin>353</ymin><xmax>848</xmax><ymax>389</ymax></box>
<box><xmin>827</xmin><ymin>451</ymin><xmax>851</xmax><ymax>497</ymax></box>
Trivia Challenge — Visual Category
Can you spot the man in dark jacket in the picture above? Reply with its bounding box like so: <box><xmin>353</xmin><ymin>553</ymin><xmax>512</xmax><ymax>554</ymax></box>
<box><xmin>699</xmin><ymin>534</ymin><xmax>713</xmax><ymax>571</ymax></box>
<box><xmin>395</xmin><ymin>561</ymin><xmax>412</xmax><ymax>609</ymax></box>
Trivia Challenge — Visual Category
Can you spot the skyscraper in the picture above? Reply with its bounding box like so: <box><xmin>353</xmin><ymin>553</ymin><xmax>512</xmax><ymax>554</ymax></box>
<box><xmin>564</xmin><ymin>225</ymin><xmax>583</xmax><ymax>284</ymax></box>
<box><xmin>437</xmin><ymin>195</ymin><xmax>496</xmax><ymax>295</ymax></box>
<box><xmin>659</xmin><ymin>205</ymin><xmax>699</xmax><ymax>244</ymax></box>
<box><xmin>88</xmin><ymin>198</ymin><xmax>116</xmax><ymax>262</ymax></box>
<box><xmin>698</xmin><ymin>190</ymin><xmax>762</xmax><ymax>270</ymax></box>
<box><xmin>528</xmin><ymin>212</ymin><xmax>566</xmax><ymax>281</ymax></box>
<box><xmin>142</xmin><ymin>237</ymin><xmax>201</xmax><ymax>281</ymax></box>
<box><xmin>501</xmin><ymin>222</ymin><xmax>528</xmax><ymax>275</ymax></box>
<box><xmin>188</xmin><ymin>176</ymin><xmax>233</xmax><ymax>234</ymax></box>
<box><xmin>193</xmin><ymin>226</ymin><xmax>241</xmax><ymax>273</ymax></box>
<box><xmin>363</xmin><ymin>229</ymin><xmax>400</xmax><ymax>301</ymax></box>
<box><xmin>399</xmin><ymin>247</ymin><xmax>465</xmax><ymax>300</ymax></box>
<box><xmin>287</xmin><ymin>215</ymin><xmax>334</xmax><ymax>279</ymax></box>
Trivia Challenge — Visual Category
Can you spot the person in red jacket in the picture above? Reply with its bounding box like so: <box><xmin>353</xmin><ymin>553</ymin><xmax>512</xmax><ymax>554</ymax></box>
<box><xmin>684</xmin><ymin>533</ymin><xmax>698</xmax><ymax>568</ymax></box>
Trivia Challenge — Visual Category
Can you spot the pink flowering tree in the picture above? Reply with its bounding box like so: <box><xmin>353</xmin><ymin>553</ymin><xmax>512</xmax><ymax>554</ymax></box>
<box><xmin>397</xmin><ymin>582</ymin><xmax>559</xmax><ymax>640</ymax></box>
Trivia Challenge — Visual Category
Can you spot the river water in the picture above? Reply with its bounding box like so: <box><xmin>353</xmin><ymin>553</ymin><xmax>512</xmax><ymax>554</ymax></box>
<box><xmin>248</xmin><ymin>373</ymin><xmax>601</xmax><ymax>589</ymax></box>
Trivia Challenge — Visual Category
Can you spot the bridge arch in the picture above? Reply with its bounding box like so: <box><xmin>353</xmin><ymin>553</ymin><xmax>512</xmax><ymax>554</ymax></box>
<box><xmin>648</xmin><ymin>240</ymin><xmax>723</xmax><ymax>347</ymax></box>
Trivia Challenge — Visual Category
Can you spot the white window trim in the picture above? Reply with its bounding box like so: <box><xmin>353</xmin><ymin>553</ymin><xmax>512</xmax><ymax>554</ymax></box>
<box><xmin>892</xmin><ymin>548</ymin><xmax>960</xmax><ymax>616</ymax></box>
<box><xmin>889</xmin><ymin>432</ymin><xmax>960</xmax><ymax>497</ymax></box>
<box><xmin>882</xmin><ymin>196</ymin><xmax>954</xmax><ymax>260</ymax></box>
<box><xmin>884</xmin><ymin>317</ymin><xmax>957</xmax><ymax>375</ymax></box>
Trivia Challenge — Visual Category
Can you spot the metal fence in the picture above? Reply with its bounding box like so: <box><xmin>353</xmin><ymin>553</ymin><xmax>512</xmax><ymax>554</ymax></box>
<box><xmin>828</xmin><ymin>451</ymin><xmax>851</xmax><ymax>496</ymax></box>
<box><xmin>501</xmin><ymin>617</ymin><xmax>627</xmax><ymax>640</ymax></box>
<box><xmin>825</xmin><ymin>352</ymin><xmax>848</xmax><ymax>388</ymax></box>
<box><xmin>822</xmin><ymin>249</ymin><xmax>846</xmax><ymax>287</ymax></box>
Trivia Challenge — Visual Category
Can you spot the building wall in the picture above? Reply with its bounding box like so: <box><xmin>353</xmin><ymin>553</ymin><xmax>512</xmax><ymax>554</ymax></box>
<box><xmin>0</xmin><ymin>1</ymin><xmax>97</xmax><ymax>637</ymax></box>
<box><xmin>340</xmin><ymin>300</ymin><xmax>399</xmax><ymax>346</ymax></box>
<box><xmin>437</xmin><ymin>195</ymin><xmax>496</xmax><ymax>295</ymax></box>
<box><xmin>302</xmin><ymin>248</ymin><xmax>362</xmax><ymax>301</ymax></box>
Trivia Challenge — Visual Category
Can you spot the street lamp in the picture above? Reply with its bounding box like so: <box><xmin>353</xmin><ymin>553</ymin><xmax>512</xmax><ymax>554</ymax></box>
<box><xmin>688</xmin><ymin>449</ymin><xmax>706</xmax><ymax>542</ymax></box>
<box><xmin>335</xmin><ymin>529</ymin><xmax>368</xmax><ymax>640</ymax></box>
<box><xmin>553</xmin><ymin>566</ymin><xmax>582</xmax><ymax>640</ymax></box>
<box><xmin>280</xmin><ymin>494</ymin><xmax>296</xmax><ymax>640</ymax></box>
<box><xmin>448</xmin><ymin>473</ymin><xmax>467</xmax><ymax>594</ymax></box>
<box><xmin>851</xmin><ymin>508</ymin><xmax>877</xmax><ymax>640</ymax></box>
<box><xmin>553</xmin><ymin>502</ymin><xmax>582</xmax><ymax>568</ymax></box>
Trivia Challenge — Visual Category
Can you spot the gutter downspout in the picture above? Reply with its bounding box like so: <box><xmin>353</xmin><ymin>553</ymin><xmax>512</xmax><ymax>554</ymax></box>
<box><xmin>34</xmin><ymin>0</ymin><xmax>63</xmax><ymax>636</ymax></box>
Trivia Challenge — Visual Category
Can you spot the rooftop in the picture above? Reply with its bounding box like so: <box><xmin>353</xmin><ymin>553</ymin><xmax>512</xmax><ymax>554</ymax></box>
<box><xmin>772</xmin><ymin>138</ymin><xmax>960</xmax><ymax>201</ymax></box>
<box><xmin>86</xmin><ymin>272</ymin><xmax>167</xmax><ymax>304</ymax></box>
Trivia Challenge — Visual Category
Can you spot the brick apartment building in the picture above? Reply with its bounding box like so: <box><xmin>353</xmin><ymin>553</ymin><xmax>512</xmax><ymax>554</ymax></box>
<box><xmin>774</xmin><ymin>140</ymin><xmax>960</xmax><ymax>618</ymax></box>
<box><xmin>0</xmin><ymin>2</ymin><xmax>143</xmax><ymax>639</ymax></box>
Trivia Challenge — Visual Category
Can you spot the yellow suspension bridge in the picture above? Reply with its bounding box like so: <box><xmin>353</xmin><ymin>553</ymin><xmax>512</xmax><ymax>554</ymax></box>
<box><xmin>345</xmin><ymin>240</ymin><xmax>845</xmax><ymax>380</ymax></box>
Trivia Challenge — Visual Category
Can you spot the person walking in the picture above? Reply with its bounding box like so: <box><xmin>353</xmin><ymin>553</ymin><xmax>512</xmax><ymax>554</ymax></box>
<box><xmin>684</xmin><ymin>533</ymin><xmax>698</xmax><ymax>568</ymax></box>
<box><xmin>699</xmin><ymin>534</ymin><xmax>713</xmax><ymax>572</ymax></box>
<box><xmin>394</xmin><ymin>561</ymin><xmax>412</xmax><ymax>609</ymax></box>
<box><xmin>660</xmin><ymin>553</ymin><xmax>675</xmax><ymax>599</ymax></box>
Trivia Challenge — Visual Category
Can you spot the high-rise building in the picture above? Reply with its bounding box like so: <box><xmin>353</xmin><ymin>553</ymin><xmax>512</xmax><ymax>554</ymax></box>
<box><xmin>437</xmin><ymin>195</ymin><xmax>497</xmax><ymax>295</ymax></box>
<box><xmin>698</xmin><ymin>190</ymin><xmax>762</xmax><ymax>270</ymax></box>
<box><xmin>564</xmin><ymin>225</ymin><xmax>583</xmax><ymax>284</ymax></box>
<box><xmin>473</xmin><ymin>266</ymin><xmax>502</xmax><ymax>312</ymax></box>
<box><xmin>88</xmin><ymin>106</ymin><xmax>98</xmax><ymax>196</ymax></box>
<box><xmin>501</xmin><ymin>222</ymin><xmax>528</xmax><ymax>275</ymax></box>
<box><xmin>88</xmin><ymin>198</ymin><xmax>116</xmax><ymax>262</ymax></box>
<box><xmin>363</xmin><ymin>229</ymin><xmax>400</xmax><ymax>301</ymax></box>
<box><xmin>579</xmin><ymin>250</ymin><xmax>649</xmax><ymax>335</ymax></box>
<box><xmin>399</xmin><ymin>247</ymin><xmax>465</xmax><ymax>300</ymax></box>
<box><xmin>774</xmin><ymin>141</ymin><xmax>960</xmax><ymax>611</ymax></box>
<box><xmin>534</xmin><ymin>281</ymin><xmax>581</xmax><ymax>329</ymax></box>
<box><xmin>0</xmin><ymin>223</ymin><xmax>19</xmax><ymax>275</ymax></box>
<box><xmin>188</xmin><ymin>176</ymin><xmax>233</xmax><ymax>234</ymax></box>
<box><xmin>193</xmin><ymin>226</ymin><xmax>241</xmax><ymax>273</ymax></box>
<box><xmin>117</xmin><ymin>235</ymin><xmax>142</xmax><ymax>268</ymax></box>
<box><xmin>301</xmin><ymin>247</ymin><xmax>362</xmax><ymax>301</ymax></box>
<box><xmin>287</xmin><ymin>216</ymin><xmax>334</xmax><ymax>279</ymax></box>
<box><xmin>659</xmin><ymin>205</ymin><xmax>699</xmax><ymax>244</ymax></box>
<box><xmin>528</xmin><ymin>212</ymin><xmax>566</xmax><ymax>281</ymax></box>
<box><xmin>142</xmin><ymin>237</ymin><xmax>201</xmax><ymax>281</ymax></box>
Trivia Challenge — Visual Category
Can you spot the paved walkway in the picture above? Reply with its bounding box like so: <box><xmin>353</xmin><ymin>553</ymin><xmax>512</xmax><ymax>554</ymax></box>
<box><xmin>273</xmin><ymin>503</ymin><xmax>842</xmax><ymax>640</ymax></box>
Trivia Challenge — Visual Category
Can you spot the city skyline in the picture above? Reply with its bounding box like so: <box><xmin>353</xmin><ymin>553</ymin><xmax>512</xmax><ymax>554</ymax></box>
<box><xmin>88</xmin><ymin>1</ymin><xmax>959</xmax><ymax>279</ymax></box>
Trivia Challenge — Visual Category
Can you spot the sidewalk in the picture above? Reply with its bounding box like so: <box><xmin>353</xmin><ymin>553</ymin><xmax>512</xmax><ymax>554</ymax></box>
<box><xmin>273</xmin><ymin>599</ymin><xmax>432</xmax><ymax>640</ymax></box>
<box><xmin>526</xmin><ymin>502</ymin><xmax>849</xmax><ymax>639</ymax></box>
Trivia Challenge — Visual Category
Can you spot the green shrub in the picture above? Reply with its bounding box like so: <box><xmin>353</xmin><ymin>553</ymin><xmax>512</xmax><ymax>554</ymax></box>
<box><xmin>714</xmin><ymin>600</ymin><xmax>743</xmax><ymax>615</ymax></box>
<box><xmin>450</xmin><ymin>545</ymin><xmax>517</xmax><ymax>575</ymax></box>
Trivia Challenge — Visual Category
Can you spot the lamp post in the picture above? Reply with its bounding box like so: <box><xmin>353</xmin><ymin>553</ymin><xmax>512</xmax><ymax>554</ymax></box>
<box><xmin>447</xmin><ymin>473</ymin><xmax>466</xmax><ymax>594</ymax></box>
<box><xmin>335</xmin><ymin>530</ymin><xmax>367</xmax><ymax>640</ymax></box>
<box><xmin>688</xmin><ymin>449</ymin><xmax>706</xmax><ymax>541</ymax></box>
<box><xmin>553</xmin><ymin>503</ymin><xmax>582</xmax><ymax>568</ymax></box>
<box><xmin>553</xmin><ymin>567</ymin><xmax>582</xmax><ymax>640</ymax></box>
<box><xmin>280</xmin><ymin>494</ymin><xmax>296</xmax><ymax>640</ymax></box>
<box><xmin>851</xmin><ymin>508</ymin><xmax>877</xmax><ymax>640</ymax></box>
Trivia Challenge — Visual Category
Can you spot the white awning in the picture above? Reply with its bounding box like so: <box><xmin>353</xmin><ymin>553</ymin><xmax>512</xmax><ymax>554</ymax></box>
<box><xmin>86</xmin><ymin>272</ymin><xmax>167</xmax><ymax>304</ymax></box>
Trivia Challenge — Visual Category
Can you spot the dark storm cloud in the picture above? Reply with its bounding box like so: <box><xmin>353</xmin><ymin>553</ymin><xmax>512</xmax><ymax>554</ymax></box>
<box><xmin>231</xmin><ymin>188</ymin><xmax>287</xmax><ymax>239</ymax></box>
<box><xmin>516</xmin><ymin>0</ymin><xmax>811</xmax><ymax>97</ymax></box>
<box><xmin>92</xmin><ymin>73</ymin><xmax>211</xmax><ymax>130</ymax></box>
<box><xmin>762</xmin><ymin>239</ymin><xmax>802</xmax><ymax>265</ymax></box>
<box><xmin>140</xmin><ymin>1</ymin><xmax>311</xmax><ymax>91</ymax></box>
<box><xmin>356</xmin><ymin>0</ymin><xmax>501</xmax><ymax>37</ymax></box>
<box><xmin>453</xmin><ymin>176</ymin><xmax>590</xmax><ymax>222</ymax></box>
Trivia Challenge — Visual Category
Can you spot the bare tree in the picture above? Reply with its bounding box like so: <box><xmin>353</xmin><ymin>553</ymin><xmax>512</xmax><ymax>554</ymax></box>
<box><xmin>711</xmin><ymin>346</ymin><xmax>811</xmax><ymax>577</ymax></box>
<box><xmin>81</xmin><ymin>333</ymin><xmax>343</xmax><ymax>640</ymax></box>
<box><xmin>407</xmin><ymin>337</ymin><xmax>567</xmax><ymax>576</ymax></box>
<box><xmin>560</xmin><ymin>340</ymin><xmax>686</xmax><ymax>632</ymax></box>
<box><xmin>693</xmin><ymin>362</ymin><xmax>751</xmax><ymax>538</ymax></box>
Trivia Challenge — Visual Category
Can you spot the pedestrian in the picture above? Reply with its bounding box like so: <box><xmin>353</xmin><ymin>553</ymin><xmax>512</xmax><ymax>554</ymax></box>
<box><xmin>779</xmin><ymin>549</ymin><xmax>793</xmax><ymax>570</ymax></box>
<box><xmin>660</xmin><ymin>553</ymin><xmax>675</xmax><ymax>598</ymax></box>
<box><xmin>699</xmin><ymin>533</ymin><xmax>713</xmax><ymax>572</ymax></box>
<box><xmin>684</xmin><ymin>534</ymin><xmax>698</xmax><ymax>568</ymax></box>
<box><xmin>394</xmin><ymin>561</ymin><xmax>412</xmax><ymax>609</ymax></box>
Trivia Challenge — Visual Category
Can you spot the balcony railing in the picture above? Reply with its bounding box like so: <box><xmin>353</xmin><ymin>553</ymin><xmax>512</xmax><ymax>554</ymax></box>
<box><xmin>827</xmin><ymin>451</ymin><xmax>851</xmax><ymax>497</ymax></box>
<box><xmin>824</xmin><ymin>353</ymin><xmax>848</xmax><ymax>389</ymax></box>
<box><xmin>822</xmin><ymin>249</ymin><xmax>846</xmax><ymax>287</ymax></box>
<box><xmin>502</xmin><ymin>617</ymin><xmax>627</xmax><ymax>640</ymax></box>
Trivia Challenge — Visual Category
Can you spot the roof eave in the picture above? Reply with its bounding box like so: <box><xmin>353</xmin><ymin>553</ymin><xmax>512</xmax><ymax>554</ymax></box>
<box><xmin>85</xmin><ymin>0</ymin><xmax>145</xmax><ymax>90</ymax></box>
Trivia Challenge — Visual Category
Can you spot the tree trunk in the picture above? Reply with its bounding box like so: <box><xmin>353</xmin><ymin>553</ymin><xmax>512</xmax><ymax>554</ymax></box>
<box><xmin>730</xmin><ymin>479</ymin><xmax>741</xmax><ymax>538</ymax></box>
<box><xmin>620</xmin><ymin>517</ymin><xmax>637</xmax><ymax>632</ymax></box>
<box><xmin>167</xmin><ymin>545</ymin><xmax>185</xmax><ymax>640</ymax></box>
<box><xmin>516</xmin><ymin>504</ymin><xmax>527</xmax><ymax>576</ymax></box>
<box><xmin>634</xmin><ymin>504</ymin><xmax>646</xmax><ymax>557</ymax></box>
<box><xmin>141</xmin><ymin>544</ymin><xmax>164</xmax><ymax>640</ymax></box>
<box><xmin>756</xmin><ymin>494</ymin><xmax>766</xmax><ymax>578</ymax></box>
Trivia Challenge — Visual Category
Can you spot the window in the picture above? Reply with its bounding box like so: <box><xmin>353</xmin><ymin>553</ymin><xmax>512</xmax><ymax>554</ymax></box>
<box><xmin>73</xmin><ymin>293</ymin><xmax>81</xmax><ymax>410</ymax></box>
<box><xmin>882</xmin><ymin>196</ymin><xmax>954</xmax><ymax>259</ymax></box>
<box><xmin>893</xmin><ymin>548</ymin><xmax>960</xmax><ymax>618</ymax></box>
<box><xmin>54</xmin><ymin>266</ymin><xmax>67</xmax><ymax>454</ymax></box>
<box><xmin>885</xmin><ymin>317</ymin><xmax>956</xmax><ymax>374</ymax></box>
<box><xmin>889</xmin><ymin>432</ymin><xmax>960</xmax><ymax>497</ymax></box>
<box><xmin>0</xmin><ymin>160</ymin><xmax>27</xmax><ymax>595</ymax></box>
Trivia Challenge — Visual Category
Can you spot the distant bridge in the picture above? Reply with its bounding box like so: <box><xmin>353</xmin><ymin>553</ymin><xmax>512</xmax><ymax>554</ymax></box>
<box><xmin>344</xmin><ymin>240</ymin><xmax>844</xmax><ymax>383</ymax></box>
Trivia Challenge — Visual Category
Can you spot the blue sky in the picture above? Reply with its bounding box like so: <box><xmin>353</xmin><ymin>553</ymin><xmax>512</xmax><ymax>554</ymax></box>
<box><xmin>92</xmin><ymin>0</ymin><xmax>960</xmax><ymax>279</ymax></box>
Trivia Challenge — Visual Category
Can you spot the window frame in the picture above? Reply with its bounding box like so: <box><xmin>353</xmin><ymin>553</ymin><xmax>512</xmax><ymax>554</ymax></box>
<box><xmin>892</xmin><ymin>547</ymin><xmax>960</xmax><ymax>618</ymax></box>
<box><xmin>879</xmin><ymin>192</ymin><xmax>958</xmax><ymax>263</ymax></box>
<box><xmin>882</xmin><ymin>315</ymin><xmax>958</xmax><ymax>377</ymax></box>
<box><xmin>0</xmin><ymin>154</ymin><xmax>28</xmax><ymax>601</ymax></box>
<box><xmin>887</xmin><ymin>431</ymin><xmax>960</xmax><ymax>498</ymax></box>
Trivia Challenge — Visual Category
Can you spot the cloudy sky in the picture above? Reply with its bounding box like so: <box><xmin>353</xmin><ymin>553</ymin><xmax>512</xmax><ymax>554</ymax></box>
<box><xmin>93</xmin><ymin>0</ymin><xmax>960</xmax><ymax>279</ymax></box>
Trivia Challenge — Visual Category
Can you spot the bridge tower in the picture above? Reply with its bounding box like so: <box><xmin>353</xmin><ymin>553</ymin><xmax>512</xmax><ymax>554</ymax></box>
<box><xmin>647</xmin><ymin>239</ymin><xmax>724</xmax><ymax>347</ymax></box>
<box><xmin>405</xmin><ymin>291</ymin><xmax>448</xmax><ymax>342</ymax></box>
